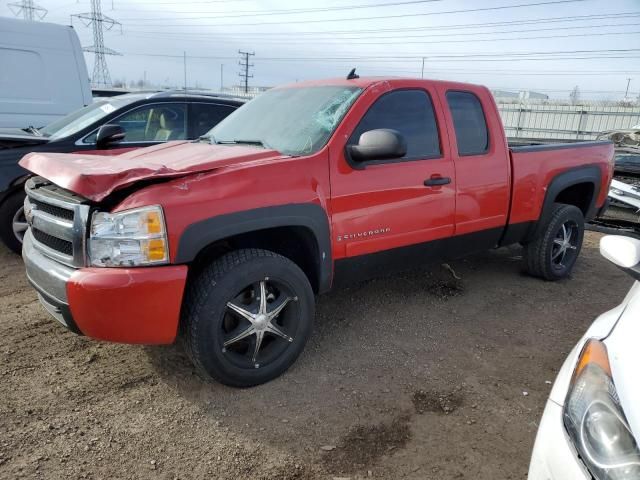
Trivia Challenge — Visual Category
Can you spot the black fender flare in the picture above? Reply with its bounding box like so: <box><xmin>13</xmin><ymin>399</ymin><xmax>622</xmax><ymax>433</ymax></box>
<box><xmin>543</xmin><ymin>164</ymin><xmax>601</xmax><ymax>219</ymax></box>
<box><xmin>174</xmin><ymin>203</ymin><xmax>333</xmax><ymax>293</ymax></box>
<box><xmin>528</xmin><ymin>164</ymin><xmax>602</xmax><ymax>242</ymax></box>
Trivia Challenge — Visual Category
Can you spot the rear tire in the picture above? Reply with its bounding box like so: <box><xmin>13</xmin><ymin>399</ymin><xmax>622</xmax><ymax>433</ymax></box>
<box><xmin>524</xmin><ymin>203</ymin><xmax>584</xmax><ymax>281</ymax></box>
<box><xmin>181</xmin><ymin>248</ymin><xmax>315</xmax><ymax>387</ymax></box>
<box><xmin>0</xmin><ymin>190</ymin><xmax>27</xmax><ymax>254</ymax></box>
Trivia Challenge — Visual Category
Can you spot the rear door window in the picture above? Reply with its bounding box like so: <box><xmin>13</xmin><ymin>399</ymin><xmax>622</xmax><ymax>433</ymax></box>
<box><xmin>348</xmin><ymin>89</ymin><xmax>441</xmax><ymax>162</ymax></box>
<box><xmin>190</xmin><ymin>103</ymin><xmax>237</xmax><ymax>138</ymax></box>
<box><xmin>446</xmin><ymin>91</ymin><xmax>489</xmax><ymax>156</ymax></box>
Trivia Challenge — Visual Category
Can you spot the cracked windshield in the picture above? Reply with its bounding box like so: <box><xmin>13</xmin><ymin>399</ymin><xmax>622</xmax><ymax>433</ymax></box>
<box><xmin>209</xmin><ymin>85</ymin><xmax>362</xmax><ymax>155</ymax></box>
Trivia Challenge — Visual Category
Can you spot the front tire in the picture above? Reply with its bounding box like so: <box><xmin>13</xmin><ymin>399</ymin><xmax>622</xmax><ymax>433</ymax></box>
<box><xmin>524</xmin><ymin>203</ymin><xmax>585</xmax><ymax>281</ymax></box>
<box><xmin>0</xmin><ymin>190</ymin><xmax>27</xmax><ymax>254</ymax></box>
<box><xmin>182</xmin><ymin>249</ymin><xmax>315</xmax><ymax>387</ymax></box>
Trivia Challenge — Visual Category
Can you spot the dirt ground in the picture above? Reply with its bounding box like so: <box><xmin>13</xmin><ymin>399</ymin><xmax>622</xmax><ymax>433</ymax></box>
<box><xmin>0</xmin><ymin>232</ymin><xmax>632</xmax><ymax>480</ymax></box>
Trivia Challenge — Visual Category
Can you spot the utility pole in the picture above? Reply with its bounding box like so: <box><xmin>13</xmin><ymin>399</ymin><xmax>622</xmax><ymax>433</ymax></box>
<box><xmin>220</xmin><ymin>64</ymin><xmax>224</xmax><ymax>92</ymax></box>
<box><xmin>625</xmin><ymin>78</ymin><xmax>632</xmax><ymax>100</ymax></box>
<box><xmin>183</xmin><ymin>51</ymin><xmax>187</xmax><ymax>93</ymax></box>
<box><xmin>8</xmin><ymin>0</ymin><xmax>47</xmax><ymax>20</ymax></box>
<box><xmin>421</xmin><ymin>57</ymin><xmax>425</xmax><ymax>79</ymax></box>
<box><xmin>238</xmin><ymin>50</ymin><xmax>255</xmax><ymax>94</ymax></box>
<box><xmin>72</xmin><ymin>0</ymin><xmax>122</xmax><ymax>88</ymax></box>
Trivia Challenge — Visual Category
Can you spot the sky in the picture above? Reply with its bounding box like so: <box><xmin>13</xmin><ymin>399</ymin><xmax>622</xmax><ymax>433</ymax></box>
<box><xmin>2</xmin><ymin>0</ymin><xmax>640</xmax><ymax>100</ymax></box>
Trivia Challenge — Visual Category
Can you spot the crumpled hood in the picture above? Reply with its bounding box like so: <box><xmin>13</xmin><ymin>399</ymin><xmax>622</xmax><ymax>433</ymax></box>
<box><xmin>19</xmin><ymin>140</ymin><xmax>285</xmax><ymax>201</ymax></box>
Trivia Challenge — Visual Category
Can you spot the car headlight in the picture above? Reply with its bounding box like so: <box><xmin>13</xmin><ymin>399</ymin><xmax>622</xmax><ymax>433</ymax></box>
<box><xmin>88</xmin><ymin>205</ymin><xmax>169</xmax><ymax>267</ymax></box>
<box><xmin>564</xmin><ymin>339</ymin><xmax>640</xmax><ymax>480</ymax></box>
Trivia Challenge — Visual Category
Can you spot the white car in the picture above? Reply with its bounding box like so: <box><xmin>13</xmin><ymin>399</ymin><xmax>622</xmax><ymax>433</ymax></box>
<box><xmin>529</xmin><ymin>235</ymin><xmax>640</xmax><ymax>479</ymax></box>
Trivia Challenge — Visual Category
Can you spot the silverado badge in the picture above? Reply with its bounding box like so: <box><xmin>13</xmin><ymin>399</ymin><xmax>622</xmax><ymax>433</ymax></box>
<box><xmin>337</xmin><ymin>227</ymin><xmax>391</xmax><ymax>242</ymax></box>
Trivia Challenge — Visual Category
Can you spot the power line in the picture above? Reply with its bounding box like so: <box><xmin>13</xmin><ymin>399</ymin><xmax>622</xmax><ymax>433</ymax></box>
<box><xmin>120</xmin><ymin>48</ymin><xmax>640</xmax><ymax>60</ymax></box>
<box><xmin>115</xmin><ymin>0</ymin><xmax>447</xmax><ymax>20</ymax></box>
<box><xmin>120</xmin><ymin>0</ymin><xmax>587</xmax><ymax>27</ymax></box>
<box><xmin>8</xmin><ymin>0</ymin><xmax>47</xmax><ymax>20</ymax></box>
<box><xmin>116</xmin><ymin>49</ymin><xmax>640</xmax><ymax>69</ymax></box>
<box><xmin>121</xmin><ymin>56</ymin><xmax>640</xmax><ymax>64</ymax></box>
<box><xmin>119</xmin><ymin>21</ymin><xmax>640</xmax><ymax>44</ymax></box>
<box><xmin>72</xmin><ymin>0</ymin><xmax>122</xmax><ymax>88</ymax></box>
<box><xmin>238</xmin><ymin>50</ymin><xmax>254</xmax><ymax>94</ymax></box>
<box><xmin>111</xmin><ymin>0</ymin><xmax>445</xmax><ymax>14</ymax></box>
<box><xmin>120</xmin><ymin>29</ymin><xmax>640</xmax><ymax>46</ymax></box>
<box><xmin>119</xmin><ymin>12</ymin><xmax>640</xmax><ymax>36</ymax></box>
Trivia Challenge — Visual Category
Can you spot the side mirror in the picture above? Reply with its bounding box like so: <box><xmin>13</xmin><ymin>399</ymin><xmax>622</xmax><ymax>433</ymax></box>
<box><xmin>95</xmin><ymin>124</ymin><xmax>126</xmax><ymax>149</ymax></box>
<box><xmin>348</xmin><ymin>129</ymin><xmax>407</xmax><ymax>163</ymax></box>
<box><xmin>600</xmin><ymin>235</ymin><xmax>640</xmax><ymax>275</ymax></box>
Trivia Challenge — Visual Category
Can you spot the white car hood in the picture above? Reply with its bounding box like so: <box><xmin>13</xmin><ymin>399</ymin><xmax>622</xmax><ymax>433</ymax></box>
<box><xmin>604</xmin><ymin>282</ymin><xmax>640</xmax><ymax>443</ymax></box>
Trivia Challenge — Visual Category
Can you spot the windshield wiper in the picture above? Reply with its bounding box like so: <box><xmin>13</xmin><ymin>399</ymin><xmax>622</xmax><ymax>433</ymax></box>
<box><xmin>217</xmin><ymin>139</ymin><xmax>268</xmax><ymax>148</ymax></box>
<box><xmin>22</xmin><ymin>125</ymin><xmax>42</xmax><ymax>136</ymax></box>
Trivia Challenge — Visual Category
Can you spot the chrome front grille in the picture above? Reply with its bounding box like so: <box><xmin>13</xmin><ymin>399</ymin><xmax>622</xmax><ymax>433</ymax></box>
<box><xmin>29</xmin><ymin>199</ymin><xmax>75</xmax><ymax>221</ymax></box>
<box><xmin>25</xmin><ymin>177</ymin><xmax>90</xmax><ymax>268</ymax></box>
<box><xmin>32</xmin><ymin>229</ymin><xmax>74</xmax><ymax>256</ymax></box>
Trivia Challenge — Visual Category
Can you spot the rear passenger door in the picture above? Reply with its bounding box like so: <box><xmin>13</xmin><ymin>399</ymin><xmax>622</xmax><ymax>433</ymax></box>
<box><xmin>329</xmin><ymin>86</ymin><xmax>456</xmax><ymax>267</ymax></box>
<box><xmin>439</xmin><ymin>88</ymin><xmax>510</xmax><ymax>245</ymax></box>
<box><xmin>188</xmin><ymin>102</ymin><xmax>237</xmax><ymax>138</ymax></box>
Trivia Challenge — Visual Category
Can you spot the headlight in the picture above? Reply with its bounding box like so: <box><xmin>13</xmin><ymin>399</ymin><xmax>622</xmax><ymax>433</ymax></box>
<box><xmin>88</xmin><ymin>205</ymin><xmax>168</xmax><ymax>267</ymax></box>
<box><xmin>564</xmin><ymin>339</ymin><xmax>640</xmax><ymax>480</ymax></box>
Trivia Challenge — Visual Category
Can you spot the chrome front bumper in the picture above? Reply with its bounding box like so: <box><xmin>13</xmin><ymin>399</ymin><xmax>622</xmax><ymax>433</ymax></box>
<box><xmin>22</xmin><ymin>229</ymin><xmax>81</xmax><ymax>334</ymax></box>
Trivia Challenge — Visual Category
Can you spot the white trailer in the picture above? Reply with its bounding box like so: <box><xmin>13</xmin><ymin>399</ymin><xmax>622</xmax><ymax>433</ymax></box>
<box><xmin>0</xmin><ymin>17</ymin><xmax>92</xmax><ymax>129</ymax></box>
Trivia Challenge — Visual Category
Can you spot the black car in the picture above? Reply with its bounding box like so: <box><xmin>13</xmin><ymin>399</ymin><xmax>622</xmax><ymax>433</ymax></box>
<box><xmin>0</xmin><ymin>91</ymin><xmax>245</xmax><ymax>253</ymax></box>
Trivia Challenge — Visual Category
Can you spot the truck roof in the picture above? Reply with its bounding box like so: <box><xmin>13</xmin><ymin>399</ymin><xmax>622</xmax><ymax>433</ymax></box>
<box><xmin>277</xmin><ymin>76</ymin><xmax>487</xmax><ymax>92</ymax></box>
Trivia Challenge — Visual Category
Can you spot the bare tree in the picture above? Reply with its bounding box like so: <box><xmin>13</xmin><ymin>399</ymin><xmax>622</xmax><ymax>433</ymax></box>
<box><xmin>569</xmin><ymin>86</ymin><xmax>580</xmax><ymax>105</ymax></box>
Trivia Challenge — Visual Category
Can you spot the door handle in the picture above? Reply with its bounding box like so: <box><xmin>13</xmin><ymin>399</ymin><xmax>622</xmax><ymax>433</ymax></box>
<box><xmin>424</xmin><ymin>176</ymin><xmax>451</xmax><ymax>186</ymax></box>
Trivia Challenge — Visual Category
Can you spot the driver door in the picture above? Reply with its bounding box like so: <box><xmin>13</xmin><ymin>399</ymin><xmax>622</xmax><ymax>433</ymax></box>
<box><xmin>329</xmin><ymin>87</ymin><xmax>456</xmax><ymax>280</ymax></box>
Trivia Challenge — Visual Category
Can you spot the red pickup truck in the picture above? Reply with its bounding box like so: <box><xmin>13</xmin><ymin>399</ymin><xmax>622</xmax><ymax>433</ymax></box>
<box><xmin>20</xmin><ymin>76</ymin><xmax>613</xmax><ymax>387</ymax></box>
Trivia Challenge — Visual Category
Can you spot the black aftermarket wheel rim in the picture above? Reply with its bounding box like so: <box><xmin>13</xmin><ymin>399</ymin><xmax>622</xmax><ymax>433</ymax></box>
<box><xmin>219</xmin><ymin>277</ymin><xmax>300</xmax><ymax>370</ymax></box>
<box><xmin>551</xmin><ymin>220</ymin><xmax>579</xmax><ymax>270</ymax></box>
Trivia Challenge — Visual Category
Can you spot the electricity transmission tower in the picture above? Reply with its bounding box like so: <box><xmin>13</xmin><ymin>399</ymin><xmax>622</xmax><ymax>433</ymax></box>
<box><xmin>238</xmin><ymin>50</ymin><xmax>255</xmax><ymax>94</ymax></box>
<box><xmin>72</xmin><ymin>0</ymin><xmax>122</xmax><ymax>88</ymax></box>
<box><xmin>8</xmin><ymin>0</ymin><xmax>47</xmax><ymax>20</ymax></box>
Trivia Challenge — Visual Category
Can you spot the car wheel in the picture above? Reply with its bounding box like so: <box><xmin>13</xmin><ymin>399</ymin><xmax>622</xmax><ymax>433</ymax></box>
<box><xmin>524</xmin><ymin>203</ymin><xmax>585</xmax><ymax>281</ymax></box>
<box><xmin>182</xmin><ymin>248</ymin><xmax>315</xmax><ymax>387</ymax></box>
<box><xmin>0</xmin><ymin>190</ymin><xmax>27</xmax><ymax>254</ymax></box>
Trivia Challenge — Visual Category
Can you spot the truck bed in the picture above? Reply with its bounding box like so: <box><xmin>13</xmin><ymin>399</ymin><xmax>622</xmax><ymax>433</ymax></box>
<box><xmin>508</xmin><ymin>139</ymin><xmax>609</xmax><ymax>151</ymax></box>
<box><xmin>507</xmin><ymin>140</ymin><xmax>614</xmax><ymax>228</ymax></box>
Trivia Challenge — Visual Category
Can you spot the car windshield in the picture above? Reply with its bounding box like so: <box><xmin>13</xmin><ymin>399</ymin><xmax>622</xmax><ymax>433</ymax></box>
<box><xmin>41</xmin><ymin>97</ymin><xmax>138</xmax><ymax>140</ymax></box>
<box><xmin>206</xmin><ymin>85</ymin><xmax>362</xmax><ymax>156</ymax></box>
